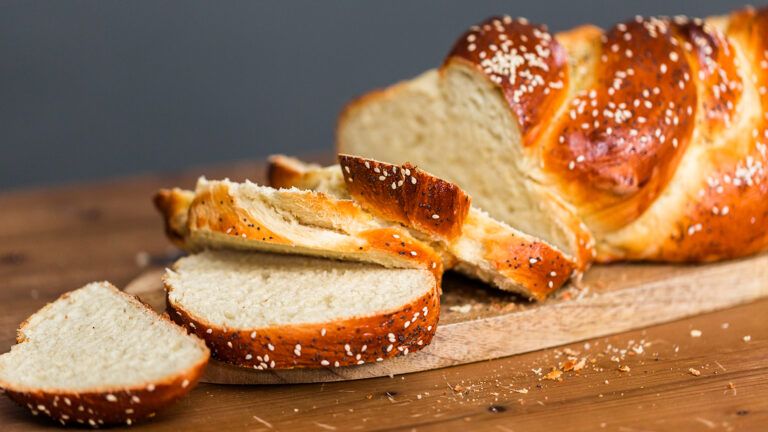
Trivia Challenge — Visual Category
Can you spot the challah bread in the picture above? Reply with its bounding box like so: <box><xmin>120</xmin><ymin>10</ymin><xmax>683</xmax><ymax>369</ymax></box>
<box><xmin>155</xmin><ymin>179</ymin><xmax>445</xmax><ymax>275</ymax></box>
<box><xmin>337</xmin><ymin>6</ymin><xmax>768</xmax><ymax>263</ymax></box>
<box><xmin>164</xmin><ymin>250</ymin><xmax>439</xmax><ymax>369</ymax></box>
<box><xmin>0</xmin><ymin>282</ymin><xmax>209</xmax><ymax>427</ymax></box>
<box><xmin>268</xmin><ymin>154</ymin><xmax>583</xmax><ymax>299</ymax></box>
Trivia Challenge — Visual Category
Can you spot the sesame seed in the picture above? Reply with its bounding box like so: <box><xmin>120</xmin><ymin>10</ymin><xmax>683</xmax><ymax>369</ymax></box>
<box><xmin>131</xmin><ymin>396</ymin><xmax>140</xmax><ymax>403</ymax></box>
<box><xmin>106</xmin><ymin>394</ymin><xmax>118</xmax><ymax>402</ymax></box>
<box><xmin>321</xmin><ymin>328</ymin><xmax>327</xmax><ymax>336</ymax></box>
<box><xmin>411</xmin><ymin>177</ymin><xmax>417</xmax><ymax>185</ymax></box>
<box><xmin>321</xmin><ymin>360</ymin><xmax>330</xmax><ymax>366</ymax></box>
<box><xmin>147</xmin><ymin>384</ymin><xmax>155</xmax><ymax>392</ymax></box>
<box><xmin>404</xmin><ymin>321</ymin><xmax>411</xmax><ymax>329</ymax></box>
<box><xmin>206</xmin><ymin>328</ymin><xmax>212</xmax><ymax>334</ymax></box>
<box><xmin>267</xmin><ymin>343</ymin><xmax>275</xmax><ymax>351</ymax></box>
<box><xmin>245</xmin><ymin>354</ymin><xmax>253</xmax><ymax>360</ymax></box>
<box><xmin>431</xmin><ymin>214</ymin><xmax>440</xmax><ymax>219</ymax></box>
<box><xmin>181</xmin><ymin>379</ymin><xmax>190</xmax><ymax>388</ymax></box>
<box><xmin>410</xmin><ymin>251</ymin><xmax>418</xmax><ymax>256</ymax></box>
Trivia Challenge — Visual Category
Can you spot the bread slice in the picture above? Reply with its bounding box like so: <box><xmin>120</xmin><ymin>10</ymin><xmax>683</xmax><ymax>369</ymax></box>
<box><xmin>154</xmin><ymin>178</ymin><xmax>445</xmax><ymax>275</ymax></box>
<box><xmin>268</xmin><ymin>155</ymin><xmax>587</xmax><ymax>299</ymax></box>
<box><xmin>0</xmin><ymin>282</ymin><xmax>209</xmax><ymax>427</ymax></box>
<box><xmin>163</xmin><ymin>250</ymin><xmax>439</xmax><ymax>369</ymax></box>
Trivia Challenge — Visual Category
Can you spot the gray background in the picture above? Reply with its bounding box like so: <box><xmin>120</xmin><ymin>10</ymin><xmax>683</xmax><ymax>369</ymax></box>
<box><xmin>1</xmin><ymin>0</ymin><xmax>764</xmax><ymax>189</ymax></box>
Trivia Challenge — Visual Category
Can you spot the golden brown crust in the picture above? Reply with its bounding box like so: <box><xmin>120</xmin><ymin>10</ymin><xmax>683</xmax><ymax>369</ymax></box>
<box><xmin>0</xmin><ymin>284</ymin><xmax>209</xmax><ymax>427</ymax></box>
<box><xmin>2</xmin><ymin>364</ymin><xmax>206</xmax><ymax>427</ymax></box>
<box><xmin>153</xmin><ymin>188</ymin><xmax>194</xmax><ymax>248</ymax></box>
<box><xmin>164</xmin><ymin>276</ymin><xmax>440</xmax><ymax>370</ymax></box>
<box><xmin>267</xmin><ymin>154</ymin><xmax>322</xmax><ymax>190</ymax></box>
<box><xmin>338</xmin><ymin>154</ymin><xmax>471</xmax><ymax>241</ymax></box>
<box><xmin>446</xmin><ymin>16</ymin><xmax>568</xmax><ymax>145</ymax></box>
<box><xmin>544</xmin><ymin>17</ymin><xmax>697</xmax><ymax>232</ymax></box>
<box><xmin>596</xmin><ymin>7</ymin><xmax>768</xmax><ymax>262</ymax></box>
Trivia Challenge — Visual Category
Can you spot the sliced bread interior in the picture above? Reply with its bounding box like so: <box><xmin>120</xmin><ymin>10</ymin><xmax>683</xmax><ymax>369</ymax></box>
<box><xmin>0</xmin><ymin>282</ymin><xmax>209</xmax><ymax>427</ymax></box>
<box><xmin>164</xmin><ymin>250</ymin><xmax>439</xmax><ymax>369</ymax></box>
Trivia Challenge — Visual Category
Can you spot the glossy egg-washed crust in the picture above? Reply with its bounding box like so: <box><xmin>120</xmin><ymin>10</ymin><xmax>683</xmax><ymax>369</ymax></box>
<box><xmin>0</xmin><ymin>286</ymin><xmax>209</xmax><ymax>427</ymax></box>
<box><xmin>164</xmin><ymin>276</ymin><xmax>440</xmax><ymax>369</ymax></box>
<box><xmin>444</xmin><ymin>7</ymin><xmax>768</xmax><ymax>260</ymax></box>
<box><xmin>273</xmin><ymin>155</ymin><xmax>580</xmax><ymax>299</ymax></box>
<box><xmin>154</xmin><ymin>184</ymin><xmax>445</xmax><ymax>280</ymax></box>
<box><xmin>338</xmin><ymin>154</ymin><xmax>471</xmax><ymax>241</ymax></box>
<box><xmin>467</xmin><ymin>212</ymin><xmax>575</xmax><ymax>300</ymax></box>
<box><xmin>447</xmin><ymin>16</ymin><xmax>569</xmax><ymax>146</ymax></box>
<box><xmin>612</xmin><ymin>7</ymin><xmax>768</xmax><ymax>262</ymax></box>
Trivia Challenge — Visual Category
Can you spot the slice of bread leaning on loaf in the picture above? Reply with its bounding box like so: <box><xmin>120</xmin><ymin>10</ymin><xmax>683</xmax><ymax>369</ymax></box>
<box><xmin>0</xmin><ymin>282</ymin><xmax>209</xmax><ymax>427</ymax></box>
<box><xmin>268</xmin><ymin>154</ymin><xmax>590</xmax><ymax>298</ymax></box>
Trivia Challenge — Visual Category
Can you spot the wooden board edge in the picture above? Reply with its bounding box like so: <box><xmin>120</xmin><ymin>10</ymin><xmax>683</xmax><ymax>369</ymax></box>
<box><xmin>124</xmin><ymin>257</ymin><xmax>768</xmax><ymax>384</ymax></box>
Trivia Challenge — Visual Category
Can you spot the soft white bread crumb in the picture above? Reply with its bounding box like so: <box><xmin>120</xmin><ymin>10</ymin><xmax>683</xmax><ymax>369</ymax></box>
<box><xmin>0</xmin><ymin>282</ymin><xmax>209</xmax><ymax>426</ymax></box>
<box><xmin>166</xmin><ymin>250</ymin><xmax>434</xmax><ymax>328</ymax></box>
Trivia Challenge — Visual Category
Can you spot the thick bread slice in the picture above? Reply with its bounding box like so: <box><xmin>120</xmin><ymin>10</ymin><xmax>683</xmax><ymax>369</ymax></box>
<box><xmin>154</xmin><ymin>178</ymin><xmax>445</xmax><ymax>276</ymax></box>
<box><xmin>268</xmin><ymin>155</ymin><xmax>583</xmax><ymax>300</ymax></box>
<box><xmin>163</xmin><ymin>250</ymin><xmax>439</xmax><ymax>369</ymax></box>
<box><xmin>0</xmin><ymin>282</ymin><xmax>209</xmax><ymax>427</ymax></box>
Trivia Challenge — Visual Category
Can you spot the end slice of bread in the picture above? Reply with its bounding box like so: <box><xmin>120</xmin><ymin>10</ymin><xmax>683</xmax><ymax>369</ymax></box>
<box><xmin>0</xmin><ymin>282</ymin><xmax>210</xmax><ymax>427</ymax></box>
<box><xmin>163</xmin><ymin>250</ymin><xmax>439</xmax><ymax>369</ymax></box>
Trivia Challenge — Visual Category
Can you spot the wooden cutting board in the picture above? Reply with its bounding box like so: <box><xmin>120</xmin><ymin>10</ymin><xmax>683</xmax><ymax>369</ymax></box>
<box><xmin>125</xmin><ymin>254</ymin><xmax>768</xmax><ymax>385</ymax></box>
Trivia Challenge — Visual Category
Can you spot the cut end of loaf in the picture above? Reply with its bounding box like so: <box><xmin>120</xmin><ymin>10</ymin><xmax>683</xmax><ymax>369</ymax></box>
<box><xmin>0</xmin><ymin>282</ymin><xmax>209</xmax><ymax>427</ymax></box>
<box><xmin>164</xmin><ymin>250</ymin><xmax>439</xmax><ymax>369</ymax></box>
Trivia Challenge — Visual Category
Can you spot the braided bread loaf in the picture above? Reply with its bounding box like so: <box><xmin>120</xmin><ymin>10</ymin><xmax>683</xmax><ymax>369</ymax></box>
<box><xmin>338</xmin><ymin>6</ymin><xmax>768</xmax><ymax>263</ymax></box>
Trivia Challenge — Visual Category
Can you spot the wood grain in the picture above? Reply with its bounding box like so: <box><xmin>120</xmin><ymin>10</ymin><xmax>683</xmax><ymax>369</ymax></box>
<box><xmin>125</xmin><ymin>253</ymin><xmax>768</xmax><ymax>384</ymax></box>
<box><xmin>1</xmin><ymin>158</ymin><xmax>766</xmax><ymax>431</ymax></box>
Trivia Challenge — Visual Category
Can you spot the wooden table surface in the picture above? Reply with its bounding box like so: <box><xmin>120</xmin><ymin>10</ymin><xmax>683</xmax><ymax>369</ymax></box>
<box><xmin>1</xmin><ymin>160</ymin><xmax>766</xmax><ymax>432</ymax></box>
